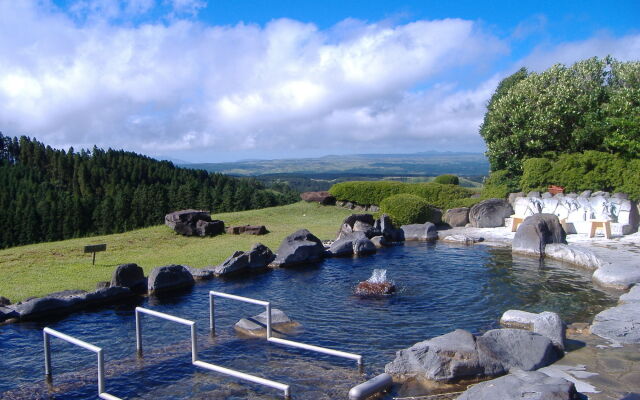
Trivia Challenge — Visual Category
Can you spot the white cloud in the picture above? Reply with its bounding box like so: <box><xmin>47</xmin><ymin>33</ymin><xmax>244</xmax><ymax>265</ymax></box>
<box><xmin>518</xmin><ymin>32</ymin><xmax>640</xmax><ymax>72</ymax></box>
<box><xmin>0</xmin><ymin>1</ymin><xmax>505</xmax><ymax>161</ymax></box>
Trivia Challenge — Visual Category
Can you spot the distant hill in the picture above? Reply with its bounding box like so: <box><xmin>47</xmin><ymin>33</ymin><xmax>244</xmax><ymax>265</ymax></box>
<box><xmin>183</xmin><ymin>152</ymin><xmax>489</xmax><ymax>192</ymax></box>
<box><xmin>184</xmin><ymin>152</ymin><xmax>489</xmax><ymax>176</ymax></box>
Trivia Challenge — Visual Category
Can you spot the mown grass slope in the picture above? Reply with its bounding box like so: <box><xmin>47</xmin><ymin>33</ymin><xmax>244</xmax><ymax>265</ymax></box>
<box><xmin>0</xmin><ymin>202</ymin><xmax>352</xmax><ymax>302</ymax></box>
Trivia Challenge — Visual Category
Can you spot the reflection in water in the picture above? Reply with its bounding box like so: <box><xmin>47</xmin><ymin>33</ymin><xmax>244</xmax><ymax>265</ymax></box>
<box><xmin>0</xmin><ymin>242</ymin><xmax>616</xmax><ymax>399</ymax></box>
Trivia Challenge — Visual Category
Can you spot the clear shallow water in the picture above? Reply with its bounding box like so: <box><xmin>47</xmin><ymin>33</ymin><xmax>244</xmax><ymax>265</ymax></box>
<box><xmin>0</xmin><ymin>242</ymin><xmax>617</xmax><ymax>399</ymax></box>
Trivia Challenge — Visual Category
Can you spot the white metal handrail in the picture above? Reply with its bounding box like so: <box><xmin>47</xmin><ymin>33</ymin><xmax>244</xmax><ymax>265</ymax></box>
<box><xmin>135</xmin><ymin>306</ymin><xmax>290</xmax><ymax>398</ymax></box>
<box><xmin>209</xmin><ymin>291</ymin><xmax>363</xmax><ymax>366</ymax></box>
<box><xmin>135</xmin><ymin>307</ymin><xmax>198</xmax><ymax>363</ymax></box>
<box><xmin>43</xmin><ymin>327</ymin><xmax>121</xmax><ymax>400</ymax></box>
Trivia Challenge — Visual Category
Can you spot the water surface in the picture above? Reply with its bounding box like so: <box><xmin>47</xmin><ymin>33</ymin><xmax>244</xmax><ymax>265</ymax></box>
<box><xmin>0</xmin><ymin>242</ymin><xmax>616</xmax><ymax>399</ymax></box>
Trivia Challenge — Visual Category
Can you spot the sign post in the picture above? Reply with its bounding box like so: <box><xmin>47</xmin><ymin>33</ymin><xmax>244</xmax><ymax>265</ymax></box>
<box><xmin>84</xmin><ymin>244</ymin><xmax>107</xmax><ymax>265</ymax></box>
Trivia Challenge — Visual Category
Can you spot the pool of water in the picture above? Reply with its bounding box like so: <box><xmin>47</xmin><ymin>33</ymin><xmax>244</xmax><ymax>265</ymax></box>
<box><xmin>0</xmin><ymin>242</ymin><xmax>617</xmax><ymax>399</ymax></box>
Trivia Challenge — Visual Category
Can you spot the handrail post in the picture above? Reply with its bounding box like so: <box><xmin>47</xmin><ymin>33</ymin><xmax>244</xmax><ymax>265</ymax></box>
<box><xmin>266</xmin><ymin>302</ymin><xmax>272</xmax><ymax>339</ymax></box>
<box><xmin>97</xmin><ymin>349</ymin><xmax>105</xmax><ymax>394</ymax></box>
<box><xmin>191</xmin><ymin>324</ymin><xmax>198</xmax><ymax>363</ymax></box>
<box><xmin>135</xmin><ymin>308</ymin><xmax>142</xmax><ymax>356</ymax></box>
<box><xmin>43</xmin><ymin>330</ymin><xmax>52</xmax><ymax>381</ymax></box>
<box><xmin>209</xmin><ymin>292</ymin><xmax>215</xmax><ymax>335</ymax></box>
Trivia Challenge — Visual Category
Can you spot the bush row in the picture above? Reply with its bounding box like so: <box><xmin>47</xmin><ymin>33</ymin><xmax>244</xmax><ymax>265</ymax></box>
<box><xmin>329</xmin><ymin>181</ymin><xmax>475</xmax><ymax>210</ymax></box>
<box><xmin>379</xmin><ymin>194</ymin><xmax>435</xmax><ymax>226</ymax></box>
<box><xmin>520</xmin><ymin>151</ymin><xmax>640</xmax><ymax>200</ymax></box>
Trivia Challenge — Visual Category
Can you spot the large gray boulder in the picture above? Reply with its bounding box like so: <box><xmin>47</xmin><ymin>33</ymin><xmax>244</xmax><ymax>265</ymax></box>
<box><xmin>11</xmin><ymin>288</ymin><xmax>135</xmax><ymax>321</ymax></box>
<box><xmin>512</xmin><ymin>214</ymin><xmax>566</xmax><ymax>257</ymax></box>
<box><xmin>337</xmin><ymin>214</ymin><xmax>380</xmax><ymax>239</ymax></box>
<box><xmin>164</xmin><ymin>209</ymin><xmax>224</xmax><ymax>236</ymax></box>
<box><xmin>401</xmin><ymin>222</ymin><xmax>437</xmax><ymax>241</ymax></box>
<box><xmin>476</xmin><ymin>329</ymin><xmax>559</xmax><ymax>371</ymax></box>
<box><xmin>590</xmin><ymin>302</ymin><xmax>640</xmax><ymax>344</ymax></box>
<box><xmin>385</xmin><ymin>328</ymin><xmax>558</xmax><ymax>382</ymax></box>
<box><xmin>271</xmin><ymin>229</ymin><xmax>325</xmax><ymax>267</ymax></box>
<box><xmin>443</xmin><ymin>207</ymin><xmax>469</xmax><ymax>227</ymax></box>
<box><xmin>147</xmin><ymin>265</ymin><xmax>195</xmax><ymax>294</ymax></box>
<box><xmin>0</xmin><ymin>306</ymin><xmax>19</xmax><ymax>323</ymax></box>
<box><xmin>328</xmin><ymin>231</ymin><xmax>369</xmax><ymax>257</ymax></box>
<box><xmin>469</xmin><ymin>199</ymin><xmax>514</xmax><ymax>228</ymax></box>
<box><xmin>374</xmin><ymin>214</ymin><xmax>405</xmax><ymax>242</ymax></box>
<box><xmin>110</xmin><ymin>263</ymin><xmax>145</xmax><ymax>291</ymax></box>
<box><xmin>456</xmin><ymin>370</ymin><xmax>579</xmax><ymax>400</ymax></box>
<box><xmin>353</xmin><ymin>237</ymin><xmax>377</xmax><ymax>256</ymax></box>
<box><xmin>500</xmin><ymin>310</ymin><xmax>566</xmax><ymax>351</ymax></box>
<box><xmin>247</xmin><ymin>243</ymin><xmax>275</xmax><ymax>270</ymax></box>
<box><xmin>210</xmin><ymin>251</ymin><xmax>250</xmax><ymax>276</ymax></box>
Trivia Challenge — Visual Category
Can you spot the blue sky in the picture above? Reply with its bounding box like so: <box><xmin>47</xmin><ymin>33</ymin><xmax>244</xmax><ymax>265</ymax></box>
<box><xmin>0</xmin><ymin>0</ymin><xmax>638</xmax><ymax>162</ymax></box>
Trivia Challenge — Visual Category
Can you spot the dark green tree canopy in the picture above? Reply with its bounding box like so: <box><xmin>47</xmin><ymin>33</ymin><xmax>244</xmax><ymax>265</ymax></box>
<box><xmin>0</xmin><ymin>134</ymin><xmax>298</xmax><ymax>249</ymax></box>
<box><xmin>480</xmin><ymin>57</ymin><xmax>640</xmax><ymax>175</ymax></box>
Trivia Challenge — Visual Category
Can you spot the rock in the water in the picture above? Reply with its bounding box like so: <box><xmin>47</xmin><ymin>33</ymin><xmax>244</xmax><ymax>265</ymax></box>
<box><xmin>512</xmin><ymin>214</ymin><xmax>566</xmax><ymax>257</ymax></box>
<box><xmin>328</xmin><ymin>232</ymin><xmax>375</xmax><ymax>257</ymax></box>
<box><xmin>247</xmin><ymin>243</ymin><xmax>275</xmax><ymax>270</ymax></box>
<box><xmin>469</xmin><ymin>199</ymin><xmax>514</xmax><ymax>228</ymax></box>
<box><xmin>544</xmin><ymin>244</ymin><xmax>601</xmax><ymax>271</ymax></box>
<box><xmin>370</xmin><ymin>235</ymin><xmax>388</xmax><ymax>248</ymax></box>
<box><xmin>147</xmin><ymin>265</ymin><xmax>195</xmax><ymax>294</ymax></box>
<box><xmin>440</xmin><ymin>234</ymin><xmax>484</xmax><ymax>245</ymax></box>
<box><xmin>210</xmin><ymin>251</ymin><xmax>250</xmax><ymax>276</ymax></box>
<box><xmin>353</xmin><ymin>238</ymin><xmax>377</xmax><ymax>256</ymax></box>
<box><xmin>401</xmin><ymin>222</ymin><xmax>437</xmax><ymax>241</ymax></box>
<box><xmin>185</xmin><ymin>266</ymin><xmax>215</xmax><ymax>280</ymax></box>
<box><xmin>226</xmin><ymin>225</ymin><xmax>268</xmax><ymax>235</ymax></box>
<box><xmin>234</xmin><ymin>308</ymin><xmax>301</xmax><ymax>337</ymax></box>
<box><xmin>11</xmin><ymin>288</ymin><xmax>135</xmax><ymax>321</ymax></box>
<box><xmin>271</xmin><ymin>229</ymin><xmax>325</xmax><ymax>267</ymax></box>
<box><xmin>443</xmin><ymin>207</ymin><xmax>469</xmax><ymax>227</ymax></box>
<box><xmin>385</xmin><ymin>328</ymin><xmax>558</xmax><ymax>382</ymax></box>
<box><xmin>590</xmin><ymin>303</ymin><xmax>640</xmax><ymax>344</ymax></box>
<box><xmin>456</xmin><ymin>369</ymin><xmax>579</xmax><ymax>400</ymax></box>
<box><xmin>164</xmin><ymin>209</ymin><xmax>224</xmax><ymax>237</ymax></box>
<box><xmin>500</xmin><ymin>310</ymin><xmax>566</xmax><ymax>351</ymax></box>
<box><xmin>355</xmin><ymin>281</ymin><xmax>395</xmax><ymax>296</ymax></box>
<box><xmin>110</xmin><ymin>263</ymin><xmax>145</xmax><ymax>291</ymax></box>
<box><xmin>300</xmin><ymin>191</ymin><xmax>336</xmax><ymax>205</ymax></box>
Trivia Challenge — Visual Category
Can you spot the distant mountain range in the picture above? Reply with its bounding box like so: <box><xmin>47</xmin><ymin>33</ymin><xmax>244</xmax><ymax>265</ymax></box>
<box><xmin>181</xmin><ymin>151</ymin><xmax>490</xmax><ymax>177</ymax></box>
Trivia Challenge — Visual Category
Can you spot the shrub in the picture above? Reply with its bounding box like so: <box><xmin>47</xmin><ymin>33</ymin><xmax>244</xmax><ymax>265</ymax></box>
<box><xmin>519</xmin><ymin>151</ymin><xmax>640</xmax><ymax>199</ymax></box>
<box><xmin>433</xmin><ymin>174</ymin><xmax>459</xmax><ymax>185</ymax></box>
<box><xmin>329</xmin><ymin>181</ymin><xmax>473</xmax><ymax>210</ymax></box>
<box><xmin>380</xmin><ymin>194</ymin><xmax>435</xmax><ymax>226</ymax></box>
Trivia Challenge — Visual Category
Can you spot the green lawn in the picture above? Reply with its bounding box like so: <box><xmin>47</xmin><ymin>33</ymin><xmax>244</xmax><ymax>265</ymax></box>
<box><xmin>0</xmin><ymin>202</ymin><xmax>352</xmax><ymax>302</ymax></box>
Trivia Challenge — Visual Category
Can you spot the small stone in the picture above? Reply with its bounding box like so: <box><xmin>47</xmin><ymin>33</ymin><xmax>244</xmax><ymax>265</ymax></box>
<box><xmin>234</xmin><ymin>308</ymin><xmax>301</xmax><ymax>337</ymax></box>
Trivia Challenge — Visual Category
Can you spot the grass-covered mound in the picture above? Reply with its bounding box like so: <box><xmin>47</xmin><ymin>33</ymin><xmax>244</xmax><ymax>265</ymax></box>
<box><xmin>0</xmin><ymin>202</ymin><xmax>352</xmax><ymax>302</ymax></box>
<box><xmin>379</xmin><ymin>194</ymin><xmax>435</xmax><ymax>226</ymax></box>
<box><xmin>329</xmin><ymin>181</ymin><xmax>476</xmax><ymax>210</ymax></box>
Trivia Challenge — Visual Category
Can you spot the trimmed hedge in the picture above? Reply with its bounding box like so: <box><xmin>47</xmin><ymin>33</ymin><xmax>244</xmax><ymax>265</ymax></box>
<box><xmin>433</xmin><ymin>174</ymin><xmax>459</xmax><ymax>185</ymax></box>
<box><xmin>329</xmin><ymin>181</ymin><xmax>474</xmax><ymax>210</ymax></box>
<box><xmin>520</xmin><ymin>151</ymin><xmax>640</xmax><ymax>200</ymax></box>
<box><xmin>380</xmin><ymin>194</ymin><xmax>434</xmax><ymax>226</ymax></box>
